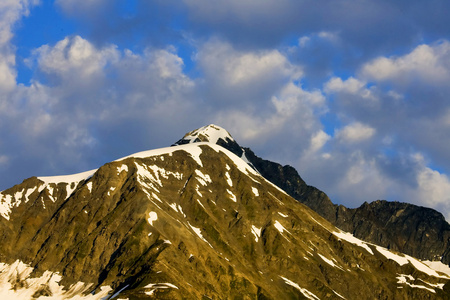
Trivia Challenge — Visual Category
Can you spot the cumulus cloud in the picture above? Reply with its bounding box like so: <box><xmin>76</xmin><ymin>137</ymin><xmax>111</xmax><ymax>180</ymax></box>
<box><xmin>309</xmin><ymin>39</ymin><xmax>450</xmax><ymax>218</ymax></box>
<box><xmin>0</xmin><ymin>0</ymin><xmax>39</xmax><ymax>91</ymax></box>
<box><xmin>335</xmin><ymin>122</ymin><xmax>376</xmax><ymax>143</ymax></box>
<box><xmin>362</xmin><ymin>41</ymin><xmax>450</xmax><ymax>85</ymax></box>
<box><xmin>196</xmin><ymin>39</ymin><xmax>302</xmax><ymax>108</ymax></box>
<box><xmin>415</xmin><ymin>167</ymin><xmax>450</xmax><ymax>218</ymax></box>
<box><xmin>0</xmin><ymin>33</ymin><xmax>201</xmax><ymax>190</ymax></box>
<box><xmin>34</xmin><ymin>36</ymin><xmax>119</xmax><ymax>79</ymax></box>
<box><xmin>308</xmin><ymin>130</ymin><xmax>331</xmax><ymax>153</ymax></box>
<box><xmin>324</xmin><ymin>77</ymin><xmax>377</xmax><ymax>102</ymax></box>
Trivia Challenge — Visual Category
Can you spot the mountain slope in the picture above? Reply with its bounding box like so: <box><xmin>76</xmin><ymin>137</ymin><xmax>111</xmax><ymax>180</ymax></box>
<box><xmin>0</xmin><ymin>129</ymin><xmax>449</xmax><ymax>299</ymax></box>
<box><xmin>175</xmin><ymin>124</ymin><xmax>450</xmax><ymax>266</ymax></box>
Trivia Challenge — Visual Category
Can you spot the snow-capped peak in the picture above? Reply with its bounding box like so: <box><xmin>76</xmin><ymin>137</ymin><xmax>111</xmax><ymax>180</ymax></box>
<box><xmin>176</xmin><ymin>124</ymin><xmax>234</xmax><ymax>145</ymax></box>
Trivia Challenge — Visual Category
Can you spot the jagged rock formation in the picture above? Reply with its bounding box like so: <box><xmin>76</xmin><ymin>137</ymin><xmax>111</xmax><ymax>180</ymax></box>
<box><xmin>332</xmin><ymin>200</ymin><xmax>450</xmax><ymax>264</ymax></box>
<box><xmin>176</xmin><ymin>124</ymin><xmax>450</xmax><ymax>266</ymax></box>
<box><xmin>0</xmin><ymin>125</ymin><xmax>449</xmax><ymax>299</ymax></box>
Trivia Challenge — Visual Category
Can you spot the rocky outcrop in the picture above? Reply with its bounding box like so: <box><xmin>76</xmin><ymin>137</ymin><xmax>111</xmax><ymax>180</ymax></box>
<box><xmin>332</xmin><ymin>200</ymin><xmax>450</xmax><ymax>264</ymax></box>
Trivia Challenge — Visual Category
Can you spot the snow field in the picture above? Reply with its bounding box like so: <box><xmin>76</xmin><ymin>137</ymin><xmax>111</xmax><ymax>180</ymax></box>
<box><xmin>0</xmin><ymin>260</ymin><xmax>112</xmax><ymax>300</ymax></box>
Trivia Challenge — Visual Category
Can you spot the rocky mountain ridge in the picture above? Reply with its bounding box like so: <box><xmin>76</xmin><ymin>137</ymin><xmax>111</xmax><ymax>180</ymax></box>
<box><xmin>175</xmin><ymin>124</ymin><xmax>450</xmax><ymax>266</ymax></box>
<box><xmin>0</xmin><ymin>125</ymin><xmax>449</xmax><ymax>299</ymax></box>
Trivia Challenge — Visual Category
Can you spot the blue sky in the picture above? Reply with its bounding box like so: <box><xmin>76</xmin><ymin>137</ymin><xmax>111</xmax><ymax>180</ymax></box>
<box><xmin>2</xmin><ymin>0</ymin><xmax>450</xmax><ymax>220</ymax></box>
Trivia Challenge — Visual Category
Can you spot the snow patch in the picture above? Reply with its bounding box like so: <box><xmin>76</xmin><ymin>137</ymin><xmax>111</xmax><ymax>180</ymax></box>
<box><xmin>147</xmin><ymin>212</ymin><xmax>158</xmax><ymax>226</ymax></box>
<box><xmin>148</xmin><ymin>165</ymin><xmax>183</xmax><ymax>182</ymax></box>
<box><xmin>180</xmin><ymin>124</ymin><xmax>234</xmax><ymax>145</ymax></box>
<box><xmin>38</xmin><ymin>169</ymin><xmax>96</xmax><ymax>185</ymax></box>
<box><xmin>274</xmin><ymin>220</ymin><xmax>289</xmax><ymax>235</ymax></box>
<box><xmin>376</xmin><ymin>246</ymin><xmax>446</xmax><ymax>278</ymax></box>
<box><xmin>144</xmin><ymin>282</ymin><xmax>179</xmax><ymax>296</ymax></box>
<box><xmin>0</xmin><ymin>194</ymin><xmax>14</xmax><ymax>220</ymax></box>
<box><xmin>251</xmin><ymin>225</ymin><xmax>261</xmax><ymax>242</ymax></box>
<box><xmin>25</xmin><ymin>187</ymin><xmax>37</xmax><ymax>200</ymax></box>
<box><xmin>280</xmin><ymin>276</ymin><xmax>320</xmax><ymax>300</ymax></box>
<box><xmin>195</xmin><ymin>185</ymin><xmax>203</xmax><ymax>197</ymax></box>
<box><xmin>178</xmin><ymin>204</ymin><xmax>186</xmax><ymax>217</ymax></box>
<box><xmin>117</xmin><ymin>164</ymin><xmax>128</xmax><ymax>175</ymax></box>
<box><xmin>227</xmin><ymin>189</ymin><xmax>237</xmax><ymax>202</ymax></box>
<box><xmin>396</xmin><ymin>274</ymin><xmax>437</xmax><ymax>293</ymax></box>
<box><xmin>168</xmin><ymin>203</ymin><xmax>178</xmax><ymax>212</ymax></box>
<box><xmin>195</xmin><ymin>170</ymin><xmax>212</xmax><ymax>186</ymax></box>
<box><xmin>332</xmin><ymin>230</ymin><xmax>374</xmax><ymax>255</ymax></box>
<box><xmin>117</xmin><ymin>144</ymin><xmax>204</xmax><ymax>167</ymax></box>
<box><xmin>207</xmin><ymin>143</ymin><xmax>260</xmax><ymax>176</ymax></box>
<box><xmin>333</xmin><ymin>290</ymin><xmax>346</xmax><ymax>299</ymax></box>
<box><xmin>151</xmin><ymin>192</ymin><xmax>162</xmax><ymax>203</ymax></box>
<box><xmin>422</xmin><ymin>260</ymin><xmax>450</xmax><ymax>277</ymax></box>
<box><xmin>0</xmin><ymin>260</ymin><xmax>112</xmax><ymax>300</ymax></box>
<box><xmin>86</xmin><ymin>182</ymin><xmax>93</xmax><ymax>193</ymax></box>
<box><xmin>318</xmin><ymin>254</ymin><xmax>345</xmax><ymax>271</ymax></box>
<box><xmin>252</xmin><ymin>187</ymin><xmax>259</xmax><ymax>196</ymax></box>
<box><xmin>188</xmin><ymin>222</ymin><xmax>213</xmax><ymax>248</ymax></box>
<box><xmin>65</xmin><ymin>182</ymin><xmax>78</xmax><ymax>200</ymax></box>
<box><xmin>225</xmin><ymin>171</ymin><xmax>233</xmax><ymax>187</ymax></box>
<box><xmin>196</xmin><ymin>199</ymin><xmax>206</xmax><ymax>209</ymax></box>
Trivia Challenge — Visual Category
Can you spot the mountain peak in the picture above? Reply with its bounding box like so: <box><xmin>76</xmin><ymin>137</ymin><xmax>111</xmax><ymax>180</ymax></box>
<box><xmin>174</xmin><ymin>124</ymin><xmax>234</xmax><ymax>145</ymax></box>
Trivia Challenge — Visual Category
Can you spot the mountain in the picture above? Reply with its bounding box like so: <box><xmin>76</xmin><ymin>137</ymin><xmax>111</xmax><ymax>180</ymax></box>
<box><xmin>0</xmin><ymin>125</ymin><xmax>449</xmax><ymax>299</ymax></box>
<box><xmin>175</xmin><ymin>124</ymin><xmax>450</xmax><ymax>266</ymax></box>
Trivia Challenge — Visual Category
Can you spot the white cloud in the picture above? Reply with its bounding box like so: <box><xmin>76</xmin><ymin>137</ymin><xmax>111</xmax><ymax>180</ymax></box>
<box><xmin>0</xmin><ymin>0</ymin><xmax>39</xmax><ymax>92</ymax></box>
<box><xmin>336</xmin><ymin>122</ymin><xmax>376</xmax><ymax>143</ymax></box>
<box><xmin>344</xmin><ymin>153</ymin><xmax>378</xmax><ymax>185</ymax></box>
<box><xmin>0</xmin><ymin>59</ymin><xmax>16</xmax><ymax>91</ymax></box>
<box><xmin>317</xmin><ymin>31</ymin><xmax>339</xmax><ymax>43</ymax></box>
<box><xmin>0</xmin><ymin>32</ymin><xmax>201</xmax><ymax>190</ymax></box>
<box><xmin>324</xmin><ymin>76</ymin><xmax>376</xmax><ymax>101</ymax></box>
<box><xmin>309</xmin><ymin>130</ymin><xmax>331</xmax><ymax>152</ymax></box>
<box><xmin>34</xmin><ymin>36</ymin><xmax>119</xmax><ymax>79</ymax></box>
<box><xmin>198</xmin><ymin>39</ymin><xmax>301</xmax><ymax>88</ymax></box>
<box><xmin>0</xmin><ymin>0</ymin><xmax>38</xmax><ymax>45</ymax></box>
<box><xmin>362</xmin><ymin>41</ymin><xmax>450</xmax><ymax>85</ymax></box>
<box><xmin>216</xmin><ymin>82</ymin><xmax>326</xmax><ymax>144</ymax></box>
<box><xmin>298</xmin><ymin>36</ymin><xmax>311</xmax><ymax>48</ymax></box>
<box><xmin>415</xmin><ymin>167</ymin><xmax>450</xmax><ymax>218</ymax></box>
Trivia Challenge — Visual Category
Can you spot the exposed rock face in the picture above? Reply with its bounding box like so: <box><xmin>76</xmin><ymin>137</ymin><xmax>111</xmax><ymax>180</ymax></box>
<box><xmin>177</xmin><ymin>124</ymin><xmax>450</xmax><ymax>267</ymax></box>
<box><xmin>0</xmin><ymin>125</ymin><xmax>449</xmax><ymax>299</ymax></box>
<box><xmin>332</xmin><ymin>200</ymin><xmax>450</xmax><ymax>264</ymax></box>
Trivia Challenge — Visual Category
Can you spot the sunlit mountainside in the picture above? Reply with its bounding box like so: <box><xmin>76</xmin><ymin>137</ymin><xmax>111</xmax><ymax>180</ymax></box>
<box><xmin>1</xmin><ymin>125</ymin><xmax>450</xmax><ymax>299</ymax></box>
